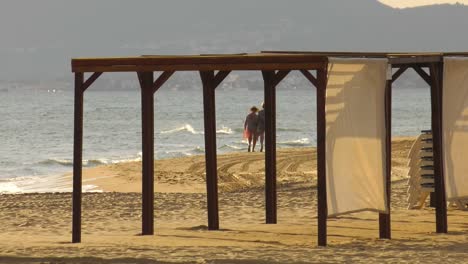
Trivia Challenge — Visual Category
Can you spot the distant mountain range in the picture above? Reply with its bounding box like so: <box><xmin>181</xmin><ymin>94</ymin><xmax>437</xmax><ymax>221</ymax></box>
<box><xmin>1</xmin><ymin>0</ymin><xmax>468</xmax><ymax>81</ymax></box>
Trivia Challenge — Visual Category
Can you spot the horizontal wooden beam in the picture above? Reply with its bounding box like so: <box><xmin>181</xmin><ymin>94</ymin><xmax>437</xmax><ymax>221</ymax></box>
<box><xmin>388</xmin><ymin>56</ymin><xmax>442</xmax><ymax>65</ymax></box>
<box><xmin>262</xmin><ymin>51</ymin><xmax>443</xmax><ymax>65</ymax></box>
<box><xmin>262</xmin><ymin>50</ymin><xmax>444</xmax><ymax>57</ymax></box>
<box><xmin>73</xmin><ymin>54</ymin><xmax>326</xmax><ymax>66</ymax></box>
<box><xmin>72</xmin><ymin>62</ymin><xmax>325</xmax><ymax>73</ymax></box>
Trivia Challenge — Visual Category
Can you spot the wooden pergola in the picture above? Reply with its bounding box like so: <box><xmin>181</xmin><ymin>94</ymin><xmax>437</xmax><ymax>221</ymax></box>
<box><xmin>71</xmin><ymin>52</ymin><xmax>465</xmax><ymax>246</ymax></box>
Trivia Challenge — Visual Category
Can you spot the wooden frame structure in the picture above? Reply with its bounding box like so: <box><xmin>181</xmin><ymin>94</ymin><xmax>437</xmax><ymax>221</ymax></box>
<box><xmin>71</xmin><ymin>52</ymin><xmax>465</xmax><ymax>245</ymax></box>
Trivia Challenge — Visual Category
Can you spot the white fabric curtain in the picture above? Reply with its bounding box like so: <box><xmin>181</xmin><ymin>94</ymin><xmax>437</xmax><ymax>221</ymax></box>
<box><xmin>326</xmin><ymin>57</ymin><xmax>389</xmax><ymax>216</ymax></box>
<box><xmin>443</xmin><ymin>57</ymin><xmax>468</xmax><ymax>201</ymax></box>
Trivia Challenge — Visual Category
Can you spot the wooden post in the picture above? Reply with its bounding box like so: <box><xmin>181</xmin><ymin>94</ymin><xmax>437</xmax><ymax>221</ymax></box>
<box><xmin>430</xmin><ymin>63</ymin><xmax>448</xmax><ymax>233</ymax></box>
<box><xmin>200</xmin><ymin>71</ymin><xmax>219</xmax><ymax>230</ymax></box>
<box><xmin>262</xmin><ymin>71</ymin><xmax>277</xmax><ymax>224</ymax></box>
<box><xmin>379</xmin><ymin>78</ymin><xmax>392</xmax><ymax>239</ymax></box>
<box><xmin>317</xmin><ymin>68</ymin><xmax>327</xmax><ymax>246</ymax></box>
<box><xmin>139</xmin><ymin>72</ymin><xmax>155</xmax><ymax>235</ymax></box>
<box><xmin>72</xmin><ymin>72</ymin><xmax>84</xmax><ymax>243</ymax></box>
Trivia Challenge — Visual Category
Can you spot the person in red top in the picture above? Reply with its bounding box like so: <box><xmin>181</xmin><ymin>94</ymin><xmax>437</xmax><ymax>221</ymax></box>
<box><xmin>243</xmin><ymin>106</ymin><xmax>259</xmax><ymax>152</ymax></box>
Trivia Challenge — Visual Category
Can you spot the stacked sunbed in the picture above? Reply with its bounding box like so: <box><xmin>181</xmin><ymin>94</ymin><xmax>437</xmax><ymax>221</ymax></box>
<box><xmin>407</xmin><ymin>131</ymin><xmax>468</xmax><ymax>210</ymax></box>
<box><xmin>407</xmin><ymin>130</ymin><xmax>434</xmax><ymax>209</ymax></box>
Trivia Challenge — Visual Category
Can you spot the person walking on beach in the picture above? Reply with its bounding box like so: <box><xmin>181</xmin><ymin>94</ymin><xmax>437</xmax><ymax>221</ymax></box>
<box><xmin>256</xmin><ymin>102</ymin><xmax>265</xmax><ymax>152</ymax></box>
<box><xmin>244</xmin><ymin>106</ymin><xmax>258</xmax><ymax>152</ymax></box>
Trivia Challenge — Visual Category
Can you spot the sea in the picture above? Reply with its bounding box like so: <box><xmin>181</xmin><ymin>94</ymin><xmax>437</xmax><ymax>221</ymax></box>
<box><xmin>0</xmin><ymin>86</ymin><xmax>431</xmax><ymax>193</ymax></box>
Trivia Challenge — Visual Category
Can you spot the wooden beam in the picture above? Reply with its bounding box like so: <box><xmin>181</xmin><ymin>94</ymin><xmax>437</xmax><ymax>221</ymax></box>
<box><xmin>82</xmin><ymin>72</ymin><xmax>102</xmax><ymax>92</ymax></box>
<box><xmin>391</xmin><ymin>66</ymin><xmax>408</xmax><ymax>83</ymax></box>
<box><xmin>388</xmin><ymin>56</ymin><xmax>442</xmax><ymax>65</ymax></box>
<box><xmin>412</xmin><ymin>66</ymin><xmax>432</xmax><ymax>86</ymax></box>
<box><xmin>72</xmin><ymin>54</ymin><xmax>327</xmax><ymax>67</ymax></box>
<box><xmin>199</xmin><ymin>71</ymin><xmax>220</xmax><ymax>230</ymax></box>
<box><xmin>317</xmin><ymin>68</ymin><xmax>327</xmax><ymax>247</ymax></box>
<box><xmin>139</xmin><ymin>72</ymin><xmax>155</xmax><ymax>235</ymax></box>
<box><xmin>379</xmin><ymin>79</ymin><xmax>392</xmax><ymax>239</ymax></box>
<box><xmin>72</xmin><ymin>72</ymin><xmax>84</xmax><ymax>243</ymax></box>
<box><xmin>72</xmin><ymin>63</ymin><xmax>325</xmax><ymax>73</ymax></box>
<box><xmin>272</xmin><ymin>70</ymin><xmax>291</xmax><ymax>87</ymax></box>
<box><xmin>262</xmin><ymin>70</ymin><xmax>278</xmax><ymax>224</ymax></box>
<box><xmin>429</xmin><ymin>63</ymin><xmax>448</xmax><ymax>233</ymax></box>
<box><xmin>153</xmin><ymin>71</ymin><xmax>174</xmax><ymax>93</ymax></box>
<box><xmin>262</xmin><ymin>51</ymin><xmax>443</xmax><ymax>64</ymax></box>
<box><xmin>300</xmin><ymin>70</ymin><xmax>319</xmax><ymax>88</ymax></box>
<box><xmin>213</xmin><ymin>71</ymin><xmax>231</xmax><ymax>88</ymax></box>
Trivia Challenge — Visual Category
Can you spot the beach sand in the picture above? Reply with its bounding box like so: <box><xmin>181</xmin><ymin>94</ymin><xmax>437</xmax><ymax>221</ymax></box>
<box><xmin>0</xmin><ymin>137</ymin><xmax>467</xmax><ymax>263</ymax></box>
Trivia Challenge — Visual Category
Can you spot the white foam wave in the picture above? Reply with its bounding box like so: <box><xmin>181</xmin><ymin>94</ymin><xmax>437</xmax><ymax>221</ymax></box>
<box><xmin>216</xmin><ymin>125</ymin><xmax>234</xmax><ymax>135</ymax></box>
<box><xmin>161</xmin><ymin>146</ymin><xmax>205</xmax><ymax>158</ymax></box>
<box><xmin>160</xmin><ymin>124</ymin><xmax>235</xmax><ymax>135</ymax></box>
<box><xmin>278</xmin><ymin>138</ymin><xmax>311</xmax><ymax>146</ymax></box>
<box><xmin>160</xmin><ymin>124</ymin><xmax>203</xmax><ymax>135</ymax></box>
<box><xmin>277</xmin><ymin>127</ymin><xmax>302</xmax><ymax>132</ymax></box>
<box><xmin>40</xmin><ymin>155</ymin><xmax>142</xmax><ymax>167</ymax></box>
<box><xmin>219</xmin><ymin>144</ymin><xmax>243</xmax><ymax>150</ymax></box>
<box><xmin>0</xmin><ymin>182</ymin><xmax>23</xmax><ymax>193</ymax></box>
<box><xmin>0</xmin><ymin>174</ymin><xmax>103</xmax><ymax>194</ymax></box>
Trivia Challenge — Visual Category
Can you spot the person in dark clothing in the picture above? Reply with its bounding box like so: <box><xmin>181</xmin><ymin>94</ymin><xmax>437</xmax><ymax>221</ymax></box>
<box><xmin>243</xmin><ymin>106</ymin><xmax>259</xmax><ymax>152</ymax></box>
<box><xmin>256</xmin><ymin>102</ymin><xmax>265</xmax><ymax>152</ymax></box>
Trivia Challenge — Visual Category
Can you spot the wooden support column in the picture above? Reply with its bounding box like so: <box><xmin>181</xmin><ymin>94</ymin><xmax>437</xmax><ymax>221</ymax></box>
<box><xmin>138</xmin><ymin>72</ymin><xmax>155</xmax><ymax>235</ymax></box>
<box><xmin>379</xmin><ymin>77</ymin><xmax>392</xmax><ymax>239</ymax></box>
<box><xmin>429</xmin><ymin>63</ymin><xmax>448</xmax><ymax>233</ymax></box>
<box><xmin>316</xmin><ymin>68</ymin><xmax>327</xmax><ymax>246</ymax></box>
<box><xmin>261</xmin><ymin>70</ymin><xmax>289</xmax><ymax>224</ymax></box>
<box><xmin>71</xmin><ymin>72</ymin><xmax>102</xmax><ymax>243</ymax></box>
<box><xmin>262</xmin><ymin>71</ymin><xmax>278</xmax><ymax>224</ymax></box>
<box><xmin>72</xmin><ymin>72</ymin><xmax>84</xmax><ymax>243</ymax></box>
<box><xmin>199</xmin><ymin>71</ymin><xmax>230</xmax><ymax>230</ymax></box>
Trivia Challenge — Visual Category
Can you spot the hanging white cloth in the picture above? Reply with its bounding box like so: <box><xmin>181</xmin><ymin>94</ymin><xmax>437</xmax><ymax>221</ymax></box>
<box><xmin>442</xmin><ymin>57</ymin><xmax>468</xmax><ymax>201</ymax></box>
<box><xmin>326</xmin><ymin>57</ymin><xmax>389</xmax><ymax>216</ymax></box>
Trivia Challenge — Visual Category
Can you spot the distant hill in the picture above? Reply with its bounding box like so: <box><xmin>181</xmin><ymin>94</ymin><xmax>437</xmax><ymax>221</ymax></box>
<box><xmin>1</xmin><ymin>0</ymin><xmax>468</xmax><ymax>80</ymax></box>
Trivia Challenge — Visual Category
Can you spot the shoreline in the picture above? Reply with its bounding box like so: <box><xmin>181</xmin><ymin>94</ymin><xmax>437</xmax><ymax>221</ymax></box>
<box><xmin>73</xmin><ymin>136</ymin><xmax>416</xmax><ymax>193</ymax></box>
<box><xmin>0</xmin><ymin>136</ymin><xmax>417</xmax><ymax>194</ymax></box>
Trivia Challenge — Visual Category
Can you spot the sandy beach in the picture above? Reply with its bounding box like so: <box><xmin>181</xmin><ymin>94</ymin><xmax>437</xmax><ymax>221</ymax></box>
<box><xmin>0</xmin><ymin>137</ymin><xmax>467</xmax><ymax>263</ymax></box>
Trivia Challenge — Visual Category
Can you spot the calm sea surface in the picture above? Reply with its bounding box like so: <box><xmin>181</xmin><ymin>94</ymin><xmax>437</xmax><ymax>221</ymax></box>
<box><xmin>0</xmin><ymin>86</ymin><xmax>431</xmax><ymax>192</ymax></box>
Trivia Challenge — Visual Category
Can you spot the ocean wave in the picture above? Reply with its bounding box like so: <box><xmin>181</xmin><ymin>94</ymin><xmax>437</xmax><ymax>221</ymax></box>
<box><xmin>190</xmin><ymin>146</ymin><xmax>205</xmax><ymax>154</ymax></box>
<box><xmin>277</xmin><ymin>127</ymin><xmax>302</xmax><ymax>132</ymax></box>
<box><xmin>160</xmin><ymin>124</ymin><xmax>203</xmax><ymax>135</ymax></box>
<box><xmin>161</xmin><ymin>146</ymin><xmax>205</xmax><ymax>158</ymax></box>
<box><xmin>0</xmin><ymin>182</ymin><xmax>23</xmax><ymax>193</ymax></box>
<box><xmin>160</xmin><ymin>124</ymin><xmax>235</xmax><ymax>135</ymax></box>
<box><xmin>278</xmin><ymin>138</ymin><xmax>311</xmax><ymax>147</ymax></box>
<box><xmin>219</xmin><ymin>144</ymin><xmax>243</xmax><ymax>150</ymax></box>
<box><xmin>233</xmin><ymin>127</ymin><xmax>301</xmax><ymax>133</ymax></box>
<box><xmin>39</xmin><ymin>156</ymin><xmax>142</xmax><ymax>167</ymax></box>
<box><xmin>0</xmin><ymin>174</ymin><xmax>103</xmax><ymax>194</ymax></box>
<box><xmin>216</xmin><ymin>126</ymin><xmax>234</xmax><ymax>135</ymax></box>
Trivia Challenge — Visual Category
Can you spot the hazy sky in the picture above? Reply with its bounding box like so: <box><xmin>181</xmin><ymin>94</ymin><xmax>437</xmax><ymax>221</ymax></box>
<box><xmin>2</xmin><ymin>0</ymin><xmax>468</xmax><ymax>80</ymax></box>
<box><xmin>379</xmin><ymin>0</ymin><xmax>468</xmax><ymax>8</ymax></box>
